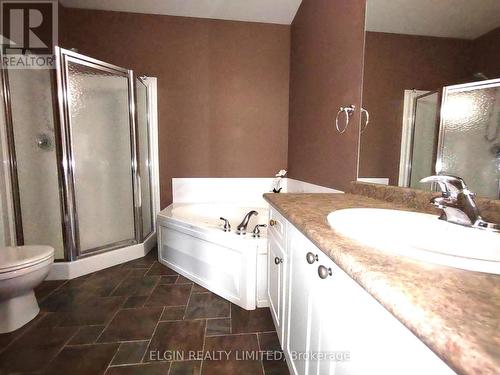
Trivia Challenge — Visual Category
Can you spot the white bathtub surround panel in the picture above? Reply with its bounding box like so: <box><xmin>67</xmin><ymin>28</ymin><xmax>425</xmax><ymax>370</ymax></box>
<box><xmin>357</xmin><ymin>177</ymin><xmax>390</xmax><ymax>185</ymax></box>
<box><xmin>172</xmin><ymin>177</ymin><xmax>343</xmax><ymax>204</ymax></box>
<box><xmin>172</xmin><ymin>178</ymin><xmax>275</xmax><ymax>205</ymax></box>
<box><xmin>285</xmin><ymin>178</ymin><xmax>343</xmax><ymax>193</ymax></box>
<box><xmin>46</xmin><ymin>235</ymin><xmax>156</xmax><ymax>280</ymax></box>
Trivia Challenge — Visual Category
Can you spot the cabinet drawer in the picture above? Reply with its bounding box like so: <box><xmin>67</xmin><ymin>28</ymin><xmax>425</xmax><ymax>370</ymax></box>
<box><xmin>268</xmin><ymin>207</ymin><xmax>286</xmax><ymax>244</ymax></box>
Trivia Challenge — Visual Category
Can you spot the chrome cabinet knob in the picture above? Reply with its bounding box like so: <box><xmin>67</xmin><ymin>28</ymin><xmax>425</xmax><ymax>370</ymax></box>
<box><xmin>318</xmin><ymin>265</ymin><xmax>332</xmax><ymax>279</ymax></box>
<box><xmin>274</xmin><ymin>257</ymin><xmax>283</xmax><ymax>265</ymax></box>
<box><xmin>306</xmin><ymin>252</ymin><xmax>318</xmax><ymax>264</ymax></box>
<box><xmin>269</xmin><ymin>219</ymin><xmax>277</xmax><ymax>227</ymax></box>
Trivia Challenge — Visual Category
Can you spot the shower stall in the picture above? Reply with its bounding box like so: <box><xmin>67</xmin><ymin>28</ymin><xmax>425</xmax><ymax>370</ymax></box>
<box><xmin>0</xmin><ymin>47</ymin><xmax>159</xmax><ymax>276</ymax></box>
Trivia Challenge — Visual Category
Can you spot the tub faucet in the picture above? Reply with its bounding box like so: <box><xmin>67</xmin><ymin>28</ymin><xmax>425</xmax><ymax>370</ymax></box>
<box><xmin>236</xmin><ymin>210</ymin><xmax>258</xmax><ymax>235</ymax></box>
<box><xmin>420</xmin><ymin>175</ymin><xmax>499</xmax><ymax>232</ymax></box>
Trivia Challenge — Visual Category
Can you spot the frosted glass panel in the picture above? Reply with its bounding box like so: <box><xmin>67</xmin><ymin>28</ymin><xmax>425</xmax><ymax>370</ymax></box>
<box><xmin>410</xmin><ymin>92</ymin><xmax>439</xmax><ymax>190</ymax></box>
<box><xmin>8</xmin><ymin>69</ymin><xmax>65</xmax><ymax>258</ymax></box>
<box><xmin>136</xmin><ymin>78</ymin><xmax>153</xmax><ymax>238</ymax></box>
<box><xmin>67</xmin><ymin>61</ymin><xmax>135</xmax><ymax>251</ymax></box>
<box><xmin>440</xmin><ymin>86</ymin><xmax>500</xmax><ymax>199</ymax></box>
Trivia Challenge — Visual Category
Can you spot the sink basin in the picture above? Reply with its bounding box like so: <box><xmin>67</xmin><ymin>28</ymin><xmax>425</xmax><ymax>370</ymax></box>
<box><xmin>327</xmin><ymin>208</ymin><xmax>500</xmax><ymax>274</ymax></box>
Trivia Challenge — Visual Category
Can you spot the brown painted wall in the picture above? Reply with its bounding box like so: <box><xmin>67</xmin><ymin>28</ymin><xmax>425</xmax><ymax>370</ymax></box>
<box><xmin>472</xmin><ymin>26</ymin><xmax>500</xmax><ymax>79</ymax></box>
<box><xmin>59</xmin><ymin>7</ymin><xmax>290</xmax><ymax>207</ymax></box>
<box><xmin>287</xmin><ymin>0</ymin><xmax>366</xmax><ymax>191</ymax></box>
<box><xmin>359</xmin><ymin>32</ymin><xmax>472</xmax><ymax>184</ymax></box>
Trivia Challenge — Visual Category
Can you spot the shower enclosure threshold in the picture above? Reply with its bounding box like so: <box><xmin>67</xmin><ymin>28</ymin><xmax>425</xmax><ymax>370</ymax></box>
<box><xmin>46</xmin><ymin>234</ymin><xmax>157</xmax><ymax>280</ymax></box>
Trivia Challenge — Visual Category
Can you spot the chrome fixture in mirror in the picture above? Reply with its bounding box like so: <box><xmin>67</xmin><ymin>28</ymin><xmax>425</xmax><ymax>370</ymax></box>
<box><xmin>335</xmin><ymin>104</ymin><xmax>355</xmax><ymax>134</ymax></box>
<box><xmin>360</xmin><ymin>107</ymin><xmax>370</xmax><ymax>134</ymax></box>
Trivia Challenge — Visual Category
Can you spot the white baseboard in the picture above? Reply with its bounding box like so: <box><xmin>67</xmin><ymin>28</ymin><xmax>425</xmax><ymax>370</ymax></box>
<box><xmin>47</xmin><ymin>233</ymin><xmax>157</xmax><ymax>280</ymax></box>
<box><xmin>172</xmin><ymin>177</ymin><xmax>343</xmax><ymax>205</ymax></box>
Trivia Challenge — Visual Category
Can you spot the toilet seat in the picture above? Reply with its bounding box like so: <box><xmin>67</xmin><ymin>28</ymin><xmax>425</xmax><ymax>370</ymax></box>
<box><xmin>0</xmin><ymin>246</ymin><xmax>55</xmax><ymax>274</ymax></box>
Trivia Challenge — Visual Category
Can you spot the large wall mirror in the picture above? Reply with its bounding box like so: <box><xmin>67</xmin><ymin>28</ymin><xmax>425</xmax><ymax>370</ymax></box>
<box><xmin>358</xmin><ymin>0</ymin><xmax>500</xmax><ymax>199</ymax></box>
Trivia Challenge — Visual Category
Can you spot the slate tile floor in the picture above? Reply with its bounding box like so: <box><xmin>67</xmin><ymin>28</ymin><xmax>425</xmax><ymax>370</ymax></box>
<box><xmin>0</xmin><ymin>249</ymin><xmax>289</xmax><ymax>375</ymax></box>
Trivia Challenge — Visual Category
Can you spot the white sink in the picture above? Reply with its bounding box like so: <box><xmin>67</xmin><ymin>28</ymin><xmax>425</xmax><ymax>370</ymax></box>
<box><xmin>327</xmin><ymin>208</ymin><xmax>500</xmax><ymax>274</ymax></box>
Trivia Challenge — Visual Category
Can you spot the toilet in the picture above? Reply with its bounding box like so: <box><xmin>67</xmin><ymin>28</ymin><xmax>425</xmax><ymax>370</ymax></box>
<box><xmin>0</xmin><ymin>246</ymin><xmax>54</xmax><ymax>333</ymax></box>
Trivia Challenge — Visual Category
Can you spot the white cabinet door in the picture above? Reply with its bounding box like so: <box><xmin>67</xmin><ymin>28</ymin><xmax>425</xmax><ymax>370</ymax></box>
<box><xmin>267</xmin><ymin>231</ymin><xmax>287</xmax><ymax>343</ymax></box>
<box><xmin>310</xmin><ymin>255</ymin><xmax>455</xmax><ymax>375</ymax></box>
<box><xmin>308</xmin><ymin>254</ymin><xmax>339</xmax><ymax>375</ymax></box>
<box><xmin>285</xmin><ymin>227</ymin><xmax>316</xmax><ymax>375</ymax></box>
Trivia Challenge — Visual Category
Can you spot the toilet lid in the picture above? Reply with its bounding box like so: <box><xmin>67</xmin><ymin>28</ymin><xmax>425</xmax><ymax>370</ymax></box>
<box><xmin>0</xmin><ymin>246</ymin><xmax>54</xmax><ymax>273</ymax></box>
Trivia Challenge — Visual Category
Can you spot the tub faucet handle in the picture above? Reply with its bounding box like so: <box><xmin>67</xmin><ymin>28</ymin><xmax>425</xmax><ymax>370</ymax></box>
<box><xmin>219</xmin><ymin>217</ymin><xmax>231</xmax><ymax>232</ymax></box>
<box><xmin>252</xmin><ymin>224</ymin><xmax>267</xmax><ymax>238</ymax></box>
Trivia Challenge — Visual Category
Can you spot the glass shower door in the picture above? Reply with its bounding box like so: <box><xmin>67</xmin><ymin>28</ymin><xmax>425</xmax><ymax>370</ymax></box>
<box><xmin>56</xmin><ymin>47</ymin><xmax>140</xmax><ymax>258</ymax></box>
<box><xmin>438</xmin><ymin>79</ymin><xmax>500</xmax><ymax>199</ymax></box>
<box><xmin>136</xmin><ymin>77</ymin><xmax>154</xmax><ymax>239</ymax></box>
<box><xmin>1</xmin><ymin>68</ymin><xmax>65</xmax><ymax>258</ymax></box>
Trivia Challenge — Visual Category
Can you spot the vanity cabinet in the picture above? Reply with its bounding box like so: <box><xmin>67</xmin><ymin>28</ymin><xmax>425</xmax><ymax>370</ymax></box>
<box><xmin>267</xmin><ymin>207</ymin><xmax>455</xmax><ymax>375</ymax></box>
<box><xmin>267</xmin><ymin>209</ymin><xmax>288</xmax><ymax>344</ymax></box>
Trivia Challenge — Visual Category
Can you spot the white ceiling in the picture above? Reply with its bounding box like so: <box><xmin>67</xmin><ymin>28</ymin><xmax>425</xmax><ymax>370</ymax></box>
<box><xmin>59</xmin><ymin>0</ymin><xmax>303</xmax><ymax>25</ymax></box>
<box><xmin>366</xmin><ymin>0</ymin><xmax>500</xmax><ymax>39</ymax></box>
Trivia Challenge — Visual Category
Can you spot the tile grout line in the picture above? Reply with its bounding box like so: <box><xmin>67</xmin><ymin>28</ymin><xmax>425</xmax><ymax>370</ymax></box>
<box><xmin>94</xmin><ymin>295</ymin><xmax>128</xmax><ymax>344</ymax></box>
<box><xmin>201</xmin><ymin>331</ymin><xmax>276</xmax><ymax>338</ymax></box>
<box><xmin>0</xmin><ymin>272</ymin><xmax>98</xmax><ymax>355</ymax></box>
<box><xmin>138</xmin><ymin>305</ymin><xmax>166</xmax><ymax>364</ymax></box>
<box><xmin>0</xmin><ymin>312</ymin><xmax>48</xmax><ymax>355</ymax></box>
<box><xmin>38</xmin><ymin>279</ymin><xmax>69</xmax><ymax>303</ymax></box>
<box><xmin>106</xmin><ymin>341</ymin><xmax>123</xmax><ymax>369</ymax></box>
<box><xmin>256</xmin><ymin>332</ymin><xmax>266</xmax><ymax>375</ymax></box>
<box><xmin>199</xmin><ymin>318</ymin><xmax>208</xmax><ymax>375</ymax></box>
<box><xmin>39</xmin><ymin>324</ymin><xmax>81</xmax><ymax>373</ymax></box>
<box><xmin>106</xmin><ymin>261</ymin><xmax>165</xmax><ymax>369</ymax></box>
<box><xmin>182</xmin><ymin>281</ymin><xmax>195</xmax><ymax>320</ymax></box>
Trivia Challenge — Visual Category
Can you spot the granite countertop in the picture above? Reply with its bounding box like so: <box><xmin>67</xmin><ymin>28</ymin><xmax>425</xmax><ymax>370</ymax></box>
<box><xmin>263</xmin><ymin>193</ymin><xmax>500</xmax><ymax>375</ymax></box>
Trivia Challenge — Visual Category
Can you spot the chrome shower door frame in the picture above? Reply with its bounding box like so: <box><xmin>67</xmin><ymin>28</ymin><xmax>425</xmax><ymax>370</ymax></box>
<box><xmin>136</xmin><ymin>75</ymin><xmax>155</xmax><ymax>241</ymax></box>
<box><xmin>55</xmin><ymin>47</ymin><xmax>142</xmax><ymax>260</ymax></box>
<box><xmin>0</xmin><ymin>67</ymin><xmax>24</xmax><ymax>245</ymax></box>
<box><xmin>407</xmin><ymin>90</ymin><xmax>440</xmax><ymax>186</ymax></box>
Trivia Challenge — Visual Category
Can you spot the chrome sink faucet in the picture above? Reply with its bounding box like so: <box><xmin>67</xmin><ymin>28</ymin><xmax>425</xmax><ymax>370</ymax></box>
<box><xmin>236</xmin><ymin>210</ymin><xmax>258</xmax><ymax>235</ymax></box>
<box><xmin>420</xmin><ymin>175</ymin><xmax>499</xmax><ymax>232</ymax></box>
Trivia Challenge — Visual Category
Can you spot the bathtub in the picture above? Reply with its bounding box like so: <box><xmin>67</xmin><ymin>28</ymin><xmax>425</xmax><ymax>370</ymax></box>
<box><xmin>157</xmin><ymin>203</ymin><xmax>269</xmax><ymax>310</ymax></box>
